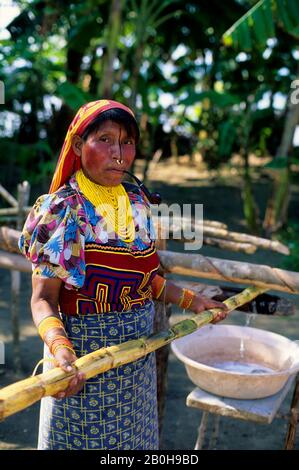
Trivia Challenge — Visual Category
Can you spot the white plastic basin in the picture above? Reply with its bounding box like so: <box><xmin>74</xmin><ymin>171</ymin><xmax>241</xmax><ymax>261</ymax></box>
<box><xmin>171</xmin><ymin>324</ymin><xmax>299</xmax><ymax>399</ymax></box>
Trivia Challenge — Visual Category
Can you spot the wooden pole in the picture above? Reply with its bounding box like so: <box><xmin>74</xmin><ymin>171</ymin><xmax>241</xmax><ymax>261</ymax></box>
<box><xmin>10</xmin><ymin>271</ymin><xmax>21</xmax><ymax>373</ymax></box>
<box><xmin>0</xmin><ymin>286</ymin><xmax>267</xmax><ymax>421</ymax></box>
<box><xmin>10</xmin><ymin>182</ymin><xmax>30</xmax><ymax>373</ymax></box>
<box><xmin>1</xmin><ymin>232</ymin><xmax>298</xmax><ymax>294</ymax></box>
<box><xmin>157</xmin><ymin>250</ymin><xmax>299</xmax><ymax>294</ymax></box>
<box><xmin>154</xmin><ymin>221</ymin><xmax>171</xmax><ymax>443</ymax></box>
<box><xmin>152</xmin><ymin>216</ymin><xmax>289</xmax><ymax>255</ymax></box>
<box><xmin>284</xmin><ymin>374</ymin><xmax>299</xmax><ymax>450</ymax></box>
<box><xmin>202</xmin><ymin>236</ymin><xmax>257</xmax><ymax>254</ymax></box>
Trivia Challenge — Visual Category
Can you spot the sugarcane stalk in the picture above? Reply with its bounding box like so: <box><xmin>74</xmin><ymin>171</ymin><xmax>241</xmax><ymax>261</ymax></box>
<box><xmin>0</xmin><ymin>285</ymin><xmax>266</xmax><ymax>421</ymax></box>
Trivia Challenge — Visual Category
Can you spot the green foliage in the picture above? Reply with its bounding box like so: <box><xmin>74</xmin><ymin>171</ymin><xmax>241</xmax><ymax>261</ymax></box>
<box><xmin>223</xmin><ymin>0</ymin><xmax>299</xmax><ymax>51</ymax></box>
<box><xmin>181</xmin><ymin>90</ymin><xmax>239</xmax><ymax>108</ymax></box>
<box><xmin>264</xmin><ymin>157</ymin><xmax>289</xmax><ymax>169</ymax></box>
<box><xmin>218</xmin><ymin>119</ymin><xmax>237</xmax><ymax>158</ymax></box>
<box><xmin>279</xmin><ymin>222</ymin><xmax>299</xmax><ymax>272</ymax></box>
<box><xmin>56</xmin><ymin>82</ymin><xmax>93</xmax><ymax>111</ymax></box>
<box><xmin>0</xmin><ymin>0</ymin><xmax>298</xmax><ymax>196</ymax></box>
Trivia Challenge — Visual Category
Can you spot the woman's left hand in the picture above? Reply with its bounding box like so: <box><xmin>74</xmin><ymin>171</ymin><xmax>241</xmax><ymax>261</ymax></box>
<box><xmin>190</xmin><ymin>295</ymin><xmax>229</xmax><ymax>323</ymax></box>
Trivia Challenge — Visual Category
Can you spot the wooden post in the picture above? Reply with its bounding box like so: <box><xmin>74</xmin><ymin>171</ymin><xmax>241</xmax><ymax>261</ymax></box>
<box><xmin>10</xmin><ymin>271</ymin><xmax>21</xmax><ymax>373</ymax></box>
<box><xmin>10</xmin><ymin>181</ymin><xmax>30</xmax><ymax>373</ymax></box>
<box><xmin>285</xmin><ymin>374</ymin><xmax>299</xmax><ymax>450</ymax></box>
<box><xmin>153</xmin><ymin>221</ymin><xmax>172</xmax><ymax>445</ymax></box>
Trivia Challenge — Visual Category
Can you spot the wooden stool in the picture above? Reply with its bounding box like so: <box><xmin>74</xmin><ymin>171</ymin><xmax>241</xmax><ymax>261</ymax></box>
<box><xmin>186</xmin><ymin>375</ymin><xmax>298</xmax><ymax>450</ymax></box>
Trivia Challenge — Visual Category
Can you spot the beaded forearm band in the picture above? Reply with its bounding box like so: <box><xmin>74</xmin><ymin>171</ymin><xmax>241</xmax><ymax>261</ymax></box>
<box><xmin>151</xmin><ymin>275</ymin><xmax>167</xmax><ymax>300</ymax></box>
<box><xmin>48</xmin><ymin>335</ymin><xmax>75</xmax><ymax>356</ymax></box>
<box><xmin>37</xmin><ymin>316</ymin><xmax>66</xmax><ymax>340</ymax></box>
<box><xmin>178</xmin><ymin>288</ymin><xmax>195</xmax><ymax>310</ymax></box>
<box><xmin>37</xmin><ymin>316</ymin><xmax>75</xmax><ymax>356</ymax></box>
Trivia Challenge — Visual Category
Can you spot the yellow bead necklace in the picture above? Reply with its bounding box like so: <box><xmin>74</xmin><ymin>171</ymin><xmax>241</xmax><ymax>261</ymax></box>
<box><xmin>76</xmin><ymin>169</ymin><xmax>135</xmax><ymax>242</ymax></box>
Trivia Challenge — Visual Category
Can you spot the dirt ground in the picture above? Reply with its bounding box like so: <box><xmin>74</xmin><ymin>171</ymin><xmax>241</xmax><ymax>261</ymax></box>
<box><xmin>0</xmin><ymin>159</ymin><xmax>299</xmax><ymax>450</ymax></box>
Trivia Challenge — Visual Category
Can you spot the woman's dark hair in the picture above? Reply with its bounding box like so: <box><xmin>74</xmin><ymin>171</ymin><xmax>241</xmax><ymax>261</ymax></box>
<box><xmin>81</xmin><ymin>108</ymin><xmax>140</xmax><ymax>143</ymax></box>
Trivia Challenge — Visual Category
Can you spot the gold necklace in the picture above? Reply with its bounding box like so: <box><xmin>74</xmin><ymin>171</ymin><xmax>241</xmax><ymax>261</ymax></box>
<box><xmin>76</xmin><ymin>169</ymin><xmax>135</xmax><ymax>242</ymax></box>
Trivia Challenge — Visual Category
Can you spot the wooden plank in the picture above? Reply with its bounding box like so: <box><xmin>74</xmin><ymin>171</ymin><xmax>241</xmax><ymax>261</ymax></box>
<box><xmin>186</xmin><ymin>376</ymin><xmax>296</xmax><ymax>424</ymax></box>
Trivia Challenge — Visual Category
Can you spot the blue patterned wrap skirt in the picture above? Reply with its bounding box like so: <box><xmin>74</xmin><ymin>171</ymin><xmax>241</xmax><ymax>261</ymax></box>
<box><xmin>37</xmin><ymin>300</ymin><xmax>159</xmax><ymax>450</ymax></box>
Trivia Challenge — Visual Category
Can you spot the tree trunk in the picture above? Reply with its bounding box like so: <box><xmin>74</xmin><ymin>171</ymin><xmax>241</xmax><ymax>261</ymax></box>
<box><xmin>242</xmin><ymin>163</ymin><xmax>260</xmax><ymax>234</ymax></box>
<box><xmin>263</xmin><ymin>68</ymin><xmax>299</xmax><ymax>235</ymax></box>
<box><xmin>240</xmin><ymin>102</ymin><xmax>260</xmax><ymax>234</ymax></box>
<box><xmin>153</xmin><ymin>226</ymin><xmax>171</xmax><ymax>444</ymax></box>
<box><xmin>98</xmin><ymin>0</ymin><xmax>124</xmax><ymax>98</ymax></box>
<box><xmin>129</xmin><ymin>38</ymin><xmax>145</xmax><ymax>108</ymax></box>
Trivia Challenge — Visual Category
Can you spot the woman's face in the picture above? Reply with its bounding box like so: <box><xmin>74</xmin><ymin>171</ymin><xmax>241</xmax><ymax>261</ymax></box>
<box><xmin>72</xmin><ymin>120</ymin><xmax>136</xmax><ymax>186</ymax></box>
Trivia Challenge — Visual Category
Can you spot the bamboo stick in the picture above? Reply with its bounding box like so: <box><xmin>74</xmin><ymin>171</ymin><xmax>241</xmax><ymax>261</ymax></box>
<box><xmin>202</xmin><ymin>236</ymin><xmax>257</xmax><ymax>254</ymax></box>
<box><xmin>170</xmin><ymin>233</ymin><xmax>257</xmax><ymax>255</ymax></box>
<box><xmin>203</xmin><ymin>220</ymin><xmax>228</xmax><ymax>229</ymax></box>
<box><xmin>158</xmin><ymin>249</ymin><xmax>299</xmax><ymax>294</ymax></box>
<box><xmin>174</xmin><ymin>281</ymin><xmax>295</xmax><ymax>316</ymax></box>
<box><xmin>0</xmin><ymin>286</ymin><xmax>266</xmax><ymax>421</ymax></box>
<box><xmin>202</xmin><ymin>226</ymin><xmax>289</xmax><ymax>255</ymax></box>
<box><xmin>152</xmin><ymin>216</ymin><xmax>289</xmax><ymax>255</ymax></box>
<box><xmin>0</xmin><ymin>208</ymin><xmax>19</xmax><ymax>215</ymax></box>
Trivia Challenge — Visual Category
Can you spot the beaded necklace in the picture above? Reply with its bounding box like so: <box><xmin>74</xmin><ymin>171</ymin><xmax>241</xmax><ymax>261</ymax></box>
<box><xmin>76</xmin><ymin>169</ymin><xmax>135</xmax><ymax>242</ymax></box>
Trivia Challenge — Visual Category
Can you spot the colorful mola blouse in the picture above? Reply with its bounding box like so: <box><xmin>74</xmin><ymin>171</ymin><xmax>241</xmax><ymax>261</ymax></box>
<box><xmin>19</xmin><ymin>175</ymin><xmax>160</xmax><ymax>314</ymax></box>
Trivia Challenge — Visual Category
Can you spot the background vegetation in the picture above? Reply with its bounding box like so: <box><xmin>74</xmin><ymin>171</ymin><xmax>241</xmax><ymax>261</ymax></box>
<box><xmin>0</xmin><ymin>0</ymin><xmax>299</xmax><ymax>265</ymax></box>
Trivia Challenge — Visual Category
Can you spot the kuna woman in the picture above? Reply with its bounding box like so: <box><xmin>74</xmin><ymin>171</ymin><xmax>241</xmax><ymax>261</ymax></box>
<box><xmin>19</xmin><ymin>99</ymin><xmax>228</xmax><ymax>450</ymax></box>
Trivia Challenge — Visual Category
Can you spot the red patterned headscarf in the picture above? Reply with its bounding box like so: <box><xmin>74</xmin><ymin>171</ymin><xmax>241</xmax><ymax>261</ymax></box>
<box><xmin>49</xmin><ymin>99</ymin><xmax>136</xmax><ymax>193</ymax></box>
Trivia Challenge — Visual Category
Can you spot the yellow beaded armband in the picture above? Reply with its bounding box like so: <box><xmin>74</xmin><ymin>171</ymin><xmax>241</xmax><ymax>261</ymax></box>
<box><xmin>37</xmin><ymin>316</ymin><xmax>66</xmax><ymax>341</ymax></box>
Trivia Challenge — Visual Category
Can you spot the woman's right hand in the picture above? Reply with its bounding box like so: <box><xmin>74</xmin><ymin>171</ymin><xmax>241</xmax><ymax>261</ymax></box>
<box><xmin>52</xmin><ymin>347</ymin><xmax>86</xmax><ymax>399</ymax></box>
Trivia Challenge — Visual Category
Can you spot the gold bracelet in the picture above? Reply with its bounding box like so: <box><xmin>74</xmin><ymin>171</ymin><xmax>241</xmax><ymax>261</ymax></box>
<box><xmin>52</xmin><ymin>344</ymin><xmax>76</xmax><ymax>356</ymax></box>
